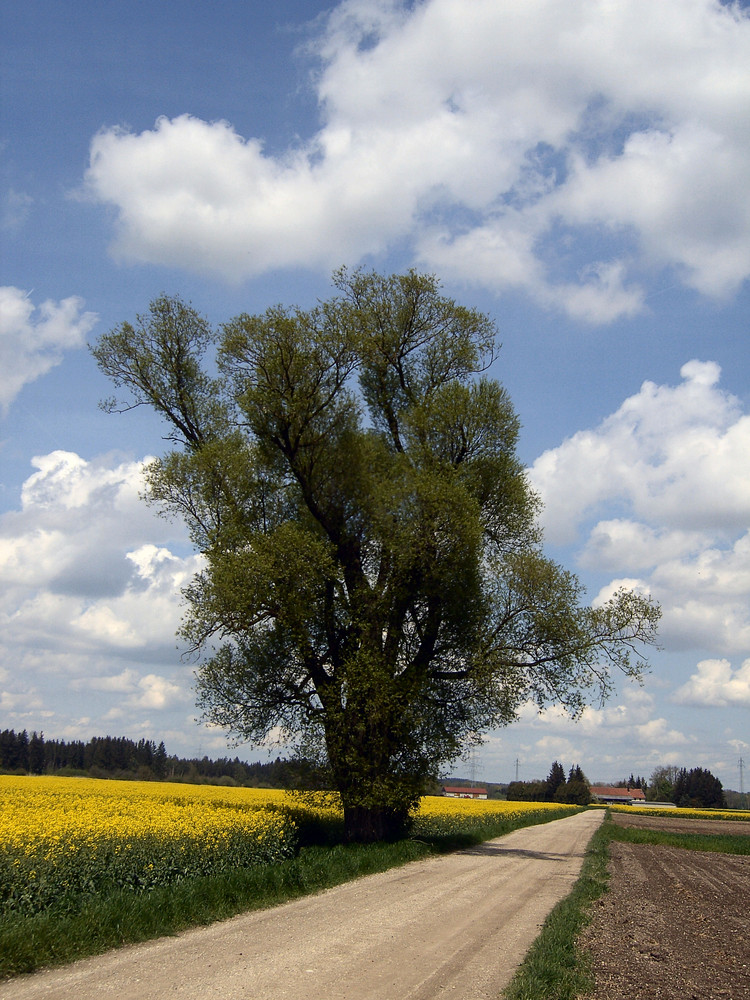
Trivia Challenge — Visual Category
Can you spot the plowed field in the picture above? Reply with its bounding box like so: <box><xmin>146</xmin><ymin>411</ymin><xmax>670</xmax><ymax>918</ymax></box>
<box><xmin>579</xmin><ymin>813</ymin><xmax>750</xmax><ymax>1000</ymax></box>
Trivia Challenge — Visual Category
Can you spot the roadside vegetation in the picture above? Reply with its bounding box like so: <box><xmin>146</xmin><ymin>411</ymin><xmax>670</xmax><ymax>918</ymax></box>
<box><xmin>606</xmin><ymin>802</ymin><xmax>748</xmax><ymax>822</ymax></box>
<box><xmin>0</xmin><ymin>774</ymin><xmax>577</xmax><ymax>979</ymax></box>
<box><xmin>502</xmin><ymin>816</ymin><xmax>612</xmax><ymax>1000</ymax></box>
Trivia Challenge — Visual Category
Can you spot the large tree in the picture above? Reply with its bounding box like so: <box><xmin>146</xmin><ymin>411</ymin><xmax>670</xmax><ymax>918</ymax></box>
<box><xmin>93</xmin><ymin>269</ymin><xmax>660</xmax><ymax>841</ymax></box>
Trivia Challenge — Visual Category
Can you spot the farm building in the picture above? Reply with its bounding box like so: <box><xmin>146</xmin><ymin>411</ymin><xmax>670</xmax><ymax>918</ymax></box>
<box><xmin>442</xmin><ymin>786</ymin><xmax>488</xmax><ymax>799</ymax></box>
<box><xmin>590</xmin><ymin>785</ymin><xmax>646</xmax><ymax>805</ymax></box>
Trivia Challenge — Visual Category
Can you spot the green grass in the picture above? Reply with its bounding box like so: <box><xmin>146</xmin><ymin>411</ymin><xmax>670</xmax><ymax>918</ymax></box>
<box><xmin>412</xmin><ymin>805</ymin><xmax>583</xmax><ymax>849</ymax></box>
<box><xmin>606</xmin><ymin>825</ymin><xmax>750</xmax><ymax>854</ymax></box>
<box><xmin>502</xmin><ymin>811</ymin><xmax>749</xmax><ymax>1000</ymax></box>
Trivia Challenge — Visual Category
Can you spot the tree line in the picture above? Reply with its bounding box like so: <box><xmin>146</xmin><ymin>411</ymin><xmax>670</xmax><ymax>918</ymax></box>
<box><xmin>0</xmin><ymin>729</ymin><xmax>324</xmax><ymax>788</ymax></box>
<box><xmin>1</xmin><ymin>730</ymin><xmax>737</xmax><ymax>809</ymax></box>
<box><xmin>506</xmin><ymin>761</ymin><xmax>592</xmax><ymax>805</ymax></box>
<box><xmin>505</xmin><ymin>761</ymin><xmax>730</xmax><ymax>809</ymax></box>
<box><xmin>647</xmin><ymin>764</ymin><xmax>726</xmax><ymax>808</ymax></box>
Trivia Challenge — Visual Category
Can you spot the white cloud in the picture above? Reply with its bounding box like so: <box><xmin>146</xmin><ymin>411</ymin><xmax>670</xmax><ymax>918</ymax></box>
<box><xmin>74</xmin><ymin>668</ymin><xmax>188</xmax><ymax>710</ymax></box>
<box><xmin>531</xmin><ymin>360</ymin><xmax>750</xmax><ymax>544</ymax></box>
<box><xmin>0</xmin><ymin>288</ymin><xmax>97</xmax><ymax>413</ymax></box>
<box><xmin>581</xmin><ymin>521</ymin><xmax>710</xmax><ymax>574</ymax></box>
<box><xmin>533</xmin><ymin>360</ymin><xmax>750</xmax><ymax>661</ymax></box>
<box><xmin>555</xmin><ymin>122</ymin><xmax>750</xmax><ymax>297</ymax></box>
<box><xmin>673</xmin><ymin>657</ymin><xmax>750</xmax><ymax>708</ymax></box>
<box><xmin>129</xmin><ymin>673</ymin><xmax>186</xmax><ymax>710</ymax></box>
<box><xmin>76</xmin><ymin>669</ymin><xmax>141</xmax><ymax>693</ymax></box>
<box><xmin>0</xmin><ymin>451</ymin><xmax>198</xmax><ymax>675</ymax></box>
<box><xmin>82</xmin><ymin>0</ymin><xmax>750</xmax><ymax>321</ymax></box>
<box><xmin>634</xmin><ymin>717</ymin><xmax>690</xmax><ymax>746</ymax></box>
<box><xmin>0</xmin><ymin>451</ymin><xmax>203</xmax><ymax>745</ymax></box>
<box><xmin>504</xmin><ymin>686</ymin><xmax>693</xmax><ymax>781</ymax></box>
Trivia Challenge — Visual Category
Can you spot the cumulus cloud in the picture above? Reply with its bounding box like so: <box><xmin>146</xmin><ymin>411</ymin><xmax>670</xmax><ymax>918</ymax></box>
<box><xmin>504</xmin><ymin>686</ymin><xmax>692</xmax><ymax>781</ymax></box>
<box><xmin>81</xmin><ymin>0</ymin><xmax>750</xmax><ymax>321</ymax></box>
<box><xmin>0</xmin><ymin>450</ymin><xmax>203</xmax><ymax>744</ymax></box>
<box><xmin>73</xmin><ymin>669</ymin><xmax>187</xmax><ymax>709</ymax></box>
<box><xmin>531</xmin><ymin>360</ymin><xmax>750</xmax><ymax>544</ymax></box>
<box><xmin>0</xmin><ymin>288</ymin><xmax>98</xmax><ymax>413</ymax></box>
<box><xmin>129</xmin><ymin>673</ymin><xmax>186</xmax><ymax>710</ymax></box>
<box><xmin>533</xmin><ymin>362</ymin><xmax>750</xmax><ymax>656</ymax></box>
<box><xmin>581</xmin><ymin>521</ymin><xmax>711</xmax><ymax>574</ymax></box>
<box><xmin>0</xmin><ymin>451</ymin><xmax>199</xmax><ymax>673</ymax></box>
<box><xmin>673</xmin><ymin>658</ymin><xmax>750</xmax><ymax>708</ymax></box>
<box><xmin>633</xmin><ymin>717</ymin><xmax>690</xmax><ymax>746</ymax></box>
<box><xmin>0</xmin><ymin>451</ymin><xmax>178</xmax><ymax>596</ymax></box>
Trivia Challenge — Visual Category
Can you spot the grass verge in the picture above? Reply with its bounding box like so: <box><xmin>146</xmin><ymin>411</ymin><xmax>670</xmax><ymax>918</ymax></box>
<box><xmin>501</xmin><ymin>815</ymin><xmax>612</xmax><ymax>1000</ymax></box>
<box><xmin>502</xmin><ymin>812</ymin><xmax>750</xmax><ymax>1000</ymax></box>
<box><xmin>606</xmin><ymin>825</ymin><xmax>750</xmax><ymax>854</ymax></box>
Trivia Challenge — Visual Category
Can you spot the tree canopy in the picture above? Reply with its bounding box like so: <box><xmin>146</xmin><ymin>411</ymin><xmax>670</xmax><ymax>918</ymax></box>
<box><xmin>93</xmin><ymin>269</ymin><xmax>660</xmax><ymax>841</ymax></box>
<box><xmin>672</xmin><ymin>767</ymin><xmax>725</xmax><ymax>809</ymax></box>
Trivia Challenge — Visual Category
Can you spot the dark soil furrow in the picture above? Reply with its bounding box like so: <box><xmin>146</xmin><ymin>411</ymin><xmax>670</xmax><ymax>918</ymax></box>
<box><xmin>579</xmin><ymin>818</ymin><xmax>750</xmax><ymax>1000</ymax></box>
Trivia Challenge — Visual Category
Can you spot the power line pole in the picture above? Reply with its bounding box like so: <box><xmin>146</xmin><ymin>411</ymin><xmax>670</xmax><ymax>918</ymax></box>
<box><xmin>468</xmin><ymin>747</ymin><xmax>479</xmax><ymax>787</ymax></box>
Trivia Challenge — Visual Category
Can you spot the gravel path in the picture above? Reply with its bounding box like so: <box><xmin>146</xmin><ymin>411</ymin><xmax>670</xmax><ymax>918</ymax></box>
<box><xmin>2</xmin><ymin>809</ymin><xmax>603</xmax><ymax>1000</ymax></box>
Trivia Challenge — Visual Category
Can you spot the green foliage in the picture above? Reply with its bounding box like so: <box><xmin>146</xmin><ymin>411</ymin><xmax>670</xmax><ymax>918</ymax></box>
<box><xmin>545</xmin><ymin>760</ymin><xmax>566</xmax><ymax>798</ymax></box>
<box><xmin>647</xmin><ymin>763</ymin><xmax>680</xmax><ymax>801</ymax></box>
<box><xmin>93</xmin><ymin>271</ymin><xmax>660</xmax><ymax>841</ymax></box>
<box><xmin>672</xmin><ymin>766</ymin><xmax>726</xmax><ymax>808</ymax></box>
<box><xmin>507</xmin><ymin>762</ymin><xmax>591</xmax><ymax>804</ymax></box>
<box><xmin>555</xmin><ymin>780</ymin><xmax>591</xmax><ymax>806</ymax></box>
<box><xmin>411</xmin><ymin>805</ymin><xmax>581</xmax><ymax>847</ymax></box>
<box><xmin>506</xmin><ymin>780</ymin><xmax>549</xmax><ymax>802</ymax></box>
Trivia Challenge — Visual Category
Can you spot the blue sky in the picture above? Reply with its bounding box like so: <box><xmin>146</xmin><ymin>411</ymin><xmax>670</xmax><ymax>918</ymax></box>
<box><xmin>1</xmin><ymin>0</ymin><xmax>749</xmax><ymax>789</ymax></box>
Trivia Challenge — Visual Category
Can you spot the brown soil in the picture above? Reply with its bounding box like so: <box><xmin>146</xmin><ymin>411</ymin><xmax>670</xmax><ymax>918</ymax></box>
<box><xmin>609</xmin><ymin>812</ymin><xmax>750</xmax><ymax>837</ymax></box>
<box><xmin>579</xmin><ymin>813</ymin><xmax>750</xmax><ymax>1000</ymax></box>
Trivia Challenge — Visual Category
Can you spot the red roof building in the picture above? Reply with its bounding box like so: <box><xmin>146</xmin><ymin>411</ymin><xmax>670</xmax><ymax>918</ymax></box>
<box><xmin>442</xmin><ymin>786</ymin><xmax>488</xmax><ymax>799</ymax></box>
<box><xmin>590</xmin><ymin>785</ymin><xmax>646</xmax><ymax>804</ymax></box>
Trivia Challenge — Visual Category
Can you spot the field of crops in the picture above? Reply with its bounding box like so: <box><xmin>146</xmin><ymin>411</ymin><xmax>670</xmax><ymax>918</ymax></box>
<box><xmin>0</xmin><ymin>777</ymin><xmax>299</xmax><ymax>917</ymax></box>
<box><xmin>413</xmin><ymin>794</ymin><xmax>575</xmax><ymax>839</ymax></box>
<box><xmin>0</xmin><ymin>775</ymin><xmax>576</xmax><ymax>919</ymax></box>
<box><xmin>604</xmin><ymin>802</ymin><xmax>750</xmax><ymax>822</ymax></box>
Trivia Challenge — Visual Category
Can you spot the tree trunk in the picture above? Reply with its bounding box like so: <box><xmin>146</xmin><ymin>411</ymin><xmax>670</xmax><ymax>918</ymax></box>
<box><xmin>343</xmin><ymin>804</ymin><xmax>411</xmax><ymax>843</ymax></box>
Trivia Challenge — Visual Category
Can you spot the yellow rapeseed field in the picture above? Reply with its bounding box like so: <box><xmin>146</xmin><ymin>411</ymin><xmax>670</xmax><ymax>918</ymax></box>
<box><xmin>413</xmin><ymin>794</ymin><xmax>577</xmax><ymax>838</ymax></box>
<box><xmin>606</xmin><ymin>803</ymin><xmax>750</xmax><ymax>821</ymax></box>
<box><xmin>0</xmin><ymin>776</ymin><xmax>296</xmax><ymax>916</ymax></box>
<box><xmin>0</xmin><ymin>775</ymin><xmax>577</xmax><ymax>917</ymax></box>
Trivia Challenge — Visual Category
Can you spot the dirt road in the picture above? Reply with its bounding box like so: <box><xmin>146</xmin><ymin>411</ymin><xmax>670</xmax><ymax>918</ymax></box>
<box><xmin>2</xmin><ymin>809</ymin><xmax>603</xmax><ymax>1000</ymax></box>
